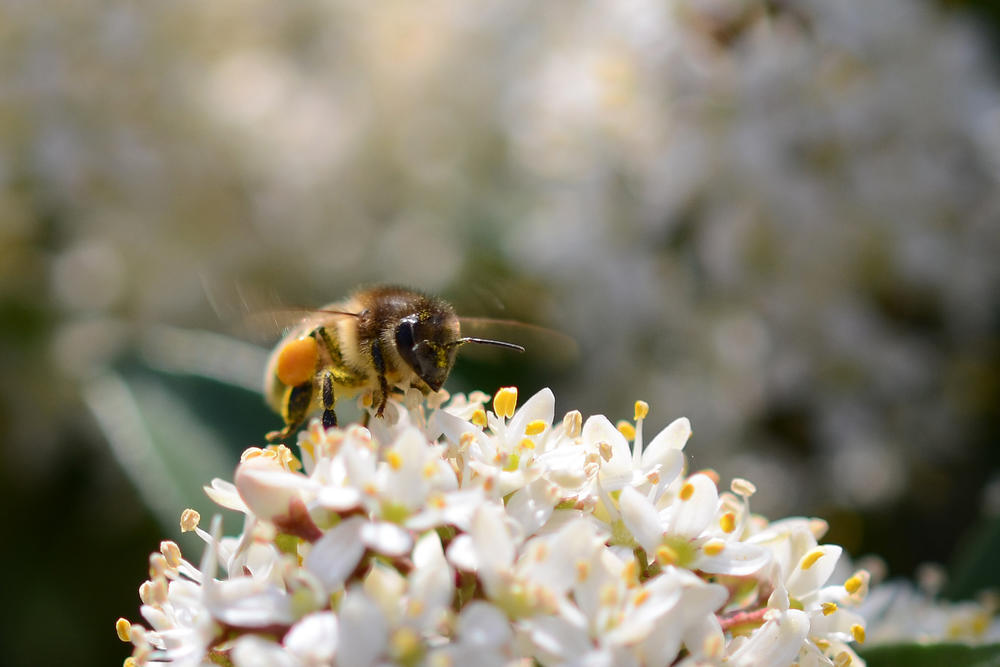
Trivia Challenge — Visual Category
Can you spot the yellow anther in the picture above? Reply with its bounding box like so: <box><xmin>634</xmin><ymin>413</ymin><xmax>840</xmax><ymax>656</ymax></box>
<box><xmin>801</xmin><ymin>548</ymin><xmax>825</xmax><ymax>570</ymax></box>
<box><xmin>821</xmin><ymin>602</ymin><xmax>838</xmax><ymax>616</ymax></box>
<box><xmin>423</xmin><ymin>462</ymin><xmax>438</xmax><ymax>479</ymax></box>
<box><xmin>160</xmin><ymin>541</ymin><xmax>182</xmax><ymax>569</ymax></box>
<box><xmin>844</xmin><ymin>575</ymin><xmax>863</xmax><ymax>594</ymax></box>
<box><xmin>471</xmin><ymin>408</ymin><xmax>487</xmax><ymax>428</ymax></box>
<box><xmin>634</xmin><ymin>400</ymin><xmax>649</xmax><ymax>421</ymax></box>
<box><xmin>633</xmin><ymin>588</ymin><xmax>650</xmax><ymax>606</ymax></box>
<box><xmin>116</xmin><ymin>618</ymin><xmax>132</xmax><ymax>642</ymax></box>
<box><xmin>731</xmin><ymin>478</ymin><xmax>757</xmax><ymax>497</ymax></box>
<box><xmin>703</xmin><ymin>539</ymin><xmax>725</xmax><ymax>556</ymax></box>
<box><xmin>361</xmin><ymin>391</ymin><xmax>374</xmax><ymax>408</ymax></box>
<box><xmin>386</xmin><ymin>450</ymin><xmax>403</xmax><ymax>470</ymax></box>
<box><xmin>646</xmin><ymin>470</ymin><xmax>660</xmax><ymax>485</ymax></box>
<box><xmin>525</xmin><ymin>419</ymin><xmax>547</xmax><ymax>435</ymax></box>
<box><xmin>834</xmin><ymin>651</ymin><xmax>852</xmax><ymax>667</ymax></box>
<box><xmin>622</xmin><ymin>559</ymin><xmax>639</xmax><ymax>586</ymax></box>
<box><xmin>149</xmin><ymin>553</ymin><xmax>169</xmax><ymax>579</ymax></box>
<box><xmin>616</xmin><ymin>420</ymin><xmax>636</xmax><ymax>441</ymax></box>
<box><xmin>576</xmin><ymin>561</ymin><xmax>590</xmax><ymax>582</ymax></box>
<box><xmin>598</xmin><ymin>441</ymin><xmax>614</xmax><ymax>462</ymax></box>
<box><xmin>429</xmin><ymin>493</ymin><xmax>447</xmax><ymax>509</ymax></box>
<box><xmin>124</xmin><ymin>658</ymin><xmax>138</xmax><ymax>667</ymax></box>
<box><xmin>390</xmin><ymin>626</ymin><xmax>421</xmax><ymax>659</ymax></box>
<box><xmin>851</xmin><ymin>623</ymin><xmax>865</xmax><ymax>644</ymax></box>
<box><xmin>563</xmin><ymin>410</ymin><xmax>583</xmax><ymax>438</ymax></box>
<box><xmin>407</xmin><ymin>599</ymin><xmax>425</xmax><ymax>618</ymax></box>
<box><xmin>180</xmin><ymin>508</ymin><xmax>200</xmax><ymax>532</ymax></box>
<box><xmin>241</xmin><ymin>447</ymin><xmax>265</xmax><ymax>462</ymax></box>
<box><xmin>459</xmin><ymin>431</ymin><xmax>477</xmax><ymax>447</ymax></box>
<box><xmin>815</xmin><ymin>639</ymin><xmax>831</xmax><ymax>651</ymax></box>
<box><xmin>680</xmin><ymin>482</ymin><xmax>696</xmax><ymax>501</ymax></box>
<box><xmin>493</xmin><ymin>386</ymin><xmax>518</xmax><ymax>419</ymax></box>
<box><xmin>720</xmin><ymin>512</ymin><xmax>736</xmax><ymax>533</ymax></box>
<box><xmin>519</xmin><ymin>438</ymin><xmax>536</xmax><ymax>450</ymax></box>
<box><xmin>655</xmin><ymin>544</ymin><xmax>678</xmax><ymax>566</ymax></box>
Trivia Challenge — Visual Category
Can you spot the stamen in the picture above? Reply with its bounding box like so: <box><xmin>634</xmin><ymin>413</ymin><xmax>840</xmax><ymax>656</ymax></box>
<box><xmin>563</xmin><ymin>410</ymin><xmax>583</xmax><ymax>439</ymax></box>
<box><xmin>821</xmin><ymin>602</ymin><xmax>838</xmax><ymax>616</ymax></box>
<box><xmin>801</xmin><ymin>548</ymin><xmax>825</xmax><ymax>570</ymax></box>
<box><xmin>731</xmin><ymin>478</ymin><xmax>757</xmax><ymax>497</ymax></box>
<box><xmin>634</xmin><ymin>400</ymin><xmax>649</xmax><ymax>421</ymax></box>
<box><xmin>525</xmin><ymin>419</ymin><xmax>547</xmax><ymax>435</ymax></box>
<box><xmin>703</xmin><ymin>539</ymin><xmax>725</xmax><ymax>556</ymax></box>
<box><xmin>493</xmin><ymin>387</ymin><xmax>518</xmax><ymax>419</ymax></box>
<box><xmin>655</xmin><ymin>544</ymin><xmax>678</xmax><ymax>565</ymax></box>
<box><xmin>115</xmin><ymin>618</ymin><xmax>131</xmax><ymax>642</ymax></box>
<box><xmin>616</xmin><ymin>420</ymin><xmax>636</xmax><ymax>441</ymax></box>
<box><xmin>598</xmin><ymin>441</ymin><xmax>613</xmax><ymax>462</ymax></box>
<box><xmin>180</xmin><ymin>508</ymin><xmax>201</xmax><ymax>533</ymax></box>
<box><xmin>386</xmin><ymin>450</ymin><xmax>403</xmax><ymax>470</ymax></box>
<box><xmin>834</xmin><ymin>652</ymin><xmax>852</xmax><ymax>667</ymax></box>
<box><xmin>719</xmin><ymin>512</ymin><xmax>736</xmax><ymax>533</ymax></box>
<box><xmin>851</xmin><ymin>624</ymin><xmax>865</xmax><ymax>644</ymax></box>
<box><xmin>471</xmin><ymin>408</ymin><xmax>487</xmax><ymax>428</ymax></box>
<box><xmin>160</xmin><ymin>541</ymin><xmax>182</xmax><ymax>569</ymax></box>
<box><xmin>679</xmin><ymin>482</ymin><xmax>695</xmax><ymax>501</ymax></box>
<box><xmin>844</xmin><ymin>573</ymin><xmax>866</xmax><ymax>595</ymax></box>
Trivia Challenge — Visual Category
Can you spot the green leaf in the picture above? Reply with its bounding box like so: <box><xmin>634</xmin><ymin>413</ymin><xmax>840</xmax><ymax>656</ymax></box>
<box><xmin>945</xmin><ymin>514</ymin><xmax>1000</xmax><ymax>601</ymax></box>
<box><xmin>860</xmin><ymin>642</ymin><xmax>1000</xmax><ymax>667</ymax></box>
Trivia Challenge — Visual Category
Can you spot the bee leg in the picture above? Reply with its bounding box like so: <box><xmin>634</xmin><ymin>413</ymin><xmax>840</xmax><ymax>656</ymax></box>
<box><xmin>371</xmin><ymin>341</ymin><xmax>390</xmax><ymax>418</ymax></box>
<box><xmin>320</xmin><ymin>369</ymin><xmax>337</xmax><ymax>429</ymax></box>
<box><xmin>266</xmin><ymin>381</ymin><xmax>314</xmax><ymax>442</ymax></box>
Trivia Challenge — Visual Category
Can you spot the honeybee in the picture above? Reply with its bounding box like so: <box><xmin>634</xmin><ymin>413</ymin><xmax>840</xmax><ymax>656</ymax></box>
<box><xmin>264</xmin><ymin>285</ymin><xmax>525</xmax><ymax>441</ymax></box>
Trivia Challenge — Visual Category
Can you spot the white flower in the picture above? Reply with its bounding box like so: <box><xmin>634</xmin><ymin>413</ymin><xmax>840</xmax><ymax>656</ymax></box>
<box><xmin>118</xmin><ymin>389</ymin><xmax>872</xmax><ymax>667</ymax></box>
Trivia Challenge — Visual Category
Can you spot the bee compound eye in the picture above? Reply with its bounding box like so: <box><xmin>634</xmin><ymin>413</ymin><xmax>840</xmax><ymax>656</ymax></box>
<box><xmin>395</xmin><ymin>318</ymin><xmax>416</xmax><ymax>352</ymax></box>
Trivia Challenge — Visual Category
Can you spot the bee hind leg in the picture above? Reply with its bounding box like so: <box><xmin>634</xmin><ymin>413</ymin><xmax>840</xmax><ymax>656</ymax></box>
<box><xmin>266</xmin><ymin>381</ymin><xmax>314</xmax><ymax>442</ymax></box>
<box><xmin>321</xmin><ymin>369</ymin><xmax>337</xmax><ymax>429</ymax></box>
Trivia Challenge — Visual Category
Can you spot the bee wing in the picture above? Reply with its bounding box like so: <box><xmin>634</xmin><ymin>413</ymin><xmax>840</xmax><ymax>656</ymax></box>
<box><xmin>201</xmin><ymin>276</ymin><xmax>360</xmax><ymax>341</ymax></box>
<box><xmin>458</xmin><ymin>316</ymin><xmax>578</xmax><ymax>366</ymax></box>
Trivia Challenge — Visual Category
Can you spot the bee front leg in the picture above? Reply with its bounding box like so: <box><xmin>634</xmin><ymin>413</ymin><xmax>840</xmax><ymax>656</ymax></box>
<box><xmin>320</xmin><ymin>369</ymin><xmax>337</xmax><ymax>429</ymax></box>
<box><xmin>266</xmin><ymin>380</ymin><xmax>314</xmax><ymax>442</ymax></box>
<box><xmin>371</xmin><ymin>341</ymin><xmax>390</xmax><ymax>418</ymax></box>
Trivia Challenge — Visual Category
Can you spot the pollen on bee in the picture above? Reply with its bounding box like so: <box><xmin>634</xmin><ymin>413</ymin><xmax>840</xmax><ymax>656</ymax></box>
<box><xmin>276</xmin><ymin>336</ymin><xmax>319</xmax><ymax>387</ymax></box>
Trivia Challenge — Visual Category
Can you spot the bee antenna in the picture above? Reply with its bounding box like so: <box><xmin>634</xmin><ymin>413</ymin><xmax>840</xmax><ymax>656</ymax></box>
<box><xmin>453</xmin><ymin>337</ymin><xmax>525</xmax><ymax>353</ymax></box>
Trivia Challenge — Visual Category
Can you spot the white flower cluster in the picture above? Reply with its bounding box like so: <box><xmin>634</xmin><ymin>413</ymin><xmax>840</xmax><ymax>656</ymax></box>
<box><xmin>118</xmin><ymin>388</ymin><xmax>869</xmax><ymax>667</ymax></box>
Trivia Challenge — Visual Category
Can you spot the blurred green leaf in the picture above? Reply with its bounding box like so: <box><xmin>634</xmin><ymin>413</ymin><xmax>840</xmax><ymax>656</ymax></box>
<box><xmin>860</xmin><ymin>642</ymin><xmax>1000</xmax><ymax>667</ymax></box>
<box><xmin>945</xmin><ymin>514</ymin><xmax>1000</xmax><ymax>601</ymax></box>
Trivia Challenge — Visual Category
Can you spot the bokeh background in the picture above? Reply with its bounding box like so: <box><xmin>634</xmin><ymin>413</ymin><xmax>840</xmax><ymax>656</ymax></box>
<box><xmin>2</xmin><ymin>0</ymin><xmax>1000</xmax><ymax>664</ymax></box>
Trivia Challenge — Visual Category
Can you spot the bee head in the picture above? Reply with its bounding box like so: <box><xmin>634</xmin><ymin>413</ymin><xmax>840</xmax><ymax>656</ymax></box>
<box><xmin>394</xmin><ymin>313</ymin><xmax>460</xmax><ymax>392</ymax></box>
<box><xmin>394</xmin><ymin>311</ymin><xmax>525</xmax><ymax>392</ymax></box>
